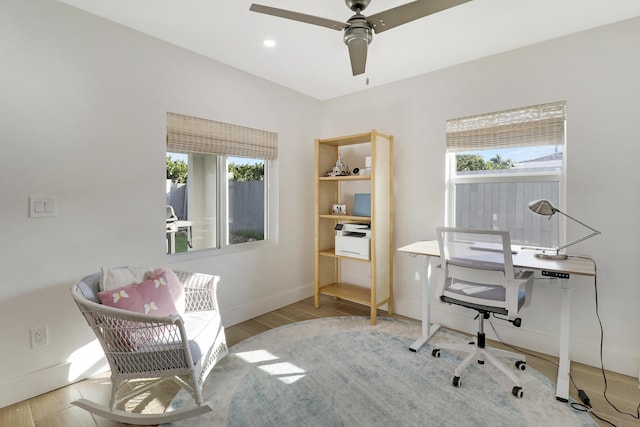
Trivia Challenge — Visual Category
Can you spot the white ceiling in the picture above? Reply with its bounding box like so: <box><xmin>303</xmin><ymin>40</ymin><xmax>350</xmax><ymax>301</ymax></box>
<box><xmin>57</xmin><ymin>0</ymin><xmax>640</xmax><ymax>100</ymax></box>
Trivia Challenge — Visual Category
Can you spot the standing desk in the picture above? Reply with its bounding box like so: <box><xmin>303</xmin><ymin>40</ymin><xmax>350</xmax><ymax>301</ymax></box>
<box><xmin>398</xmin><ymin>240</ymin><xmax>596</xmax><ymax>402</ymax></box>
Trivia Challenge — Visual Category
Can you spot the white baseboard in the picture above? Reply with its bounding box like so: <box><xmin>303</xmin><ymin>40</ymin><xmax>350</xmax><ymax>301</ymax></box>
<box><xmin>393</xmin><ymin>295</ymin><xmax>422</xmax><ymax>322</ymax></box>
<box><xmin>0</xmin><ymin>358</ymin><xmax>110</xmax><ymax>409</ymax></box>
<box><xmin>221</xmin><ymin>282</ymin><xmax>314</xmax><ymax>327</ymax></box>
<box><xmin>0</xmin><ymin>362</ymin><xmax>99</xmax><ymax>409</ymax></box>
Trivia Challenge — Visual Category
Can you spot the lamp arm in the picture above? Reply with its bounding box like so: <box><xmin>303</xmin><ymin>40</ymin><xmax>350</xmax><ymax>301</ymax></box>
<box><xmin>554</xmin><ymin>210</ymin><xmax>601</xmax><ymax>252</ymax></box>
<box><xmin>555</xmin><ymin>230</ymin><xmax>601</xmax><ymax>252</ymax></box>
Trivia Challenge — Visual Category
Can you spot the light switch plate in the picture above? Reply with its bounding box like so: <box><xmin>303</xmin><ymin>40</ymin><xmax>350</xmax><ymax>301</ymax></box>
<box><xmin>29</xmin><ymin>196</ymin><xmax>56</xmax><ymax>217</ymax></box>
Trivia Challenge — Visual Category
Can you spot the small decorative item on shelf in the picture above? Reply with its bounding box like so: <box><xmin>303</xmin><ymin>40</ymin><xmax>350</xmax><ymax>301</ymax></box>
<box><xmin>353</xmin><ymin>156</ymin><xmax>371</xmax><ymax>176</ymax></box>
<box><xmin>327</xmin><ymin>155</ymin><xmax>351</xmax><ymax>176</ymax></box>
<box><xmin>332</xmin><ymin>204</ymin><xmax>347</xmax><ymax>215</ymax></box>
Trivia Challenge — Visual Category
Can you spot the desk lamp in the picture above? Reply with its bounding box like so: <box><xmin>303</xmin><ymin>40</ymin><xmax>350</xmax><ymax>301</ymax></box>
<box><xmin>528</xmin><ymin>199</ymin><xmax>600</xmax><ymax>259</ymax></box>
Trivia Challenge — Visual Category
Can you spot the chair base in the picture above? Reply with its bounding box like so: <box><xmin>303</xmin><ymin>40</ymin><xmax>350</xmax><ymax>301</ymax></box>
<box><xmin>72</xmin><ymin>398</ymin><xmax>213</xmax><ymax>425</ymax></box>
<box><xmin>433</xmin><ymin>337</ymin><xmax>526</xmax><ymax>398</ymax></box>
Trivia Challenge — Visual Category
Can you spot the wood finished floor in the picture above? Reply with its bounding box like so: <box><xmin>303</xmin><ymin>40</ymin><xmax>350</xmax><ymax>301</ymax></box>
<box><xmin>2</xmin><ymin>295</ymin><xmax>639</xmax><ymax>427</ymax></box>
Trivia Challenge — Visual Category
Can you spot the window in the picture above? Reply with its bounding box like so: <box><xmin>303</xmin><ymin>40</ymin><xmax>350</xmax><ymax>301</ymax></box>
<box><xmin>166</xmin><ymin>113</ymin><xmax>277</xmax><ymax>254</ymax></box>
<box><xmin>445</xmin><ymin>101</ymin><xmax>566</xmax><ymax>248</ymax></box>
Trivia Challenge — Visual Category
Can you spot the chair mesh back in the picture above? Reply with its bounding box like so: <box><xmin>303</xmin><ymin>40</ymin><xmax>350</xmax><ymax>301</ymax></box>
<box><xmin>437</xmin><ymin>227</ymin><xmax>515</xmax><ymax>280</ymax></box>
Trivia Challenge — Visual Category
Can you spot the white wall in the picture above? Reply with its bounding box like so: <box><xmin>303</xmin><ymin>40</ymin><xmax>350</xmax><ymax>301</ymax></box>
<box><xmin>0</xmin><ymin>0</ymin><xmax>319</xmax><ymax>407</ymax></box>
<box><xmin>2</xmin><ymin>0</ymin><xmax>639</xmax><ymax>408</ymax></box>
<box><xmin>321</xmin><ymin>17</ymin><xmax>640</xmax><ymax>378</ymax></box>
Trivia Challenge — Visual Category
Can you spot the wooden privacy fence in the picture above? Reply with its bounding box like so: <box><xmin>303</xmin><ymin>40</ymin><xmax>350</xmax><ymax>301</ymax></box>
<box><xmin>455</xmin><ymin>181</ymin><xmax>559</xmax><ymax>248</ymax></box>
<box><xmin>166</xmin><ymin>180</ymin><xmax>264</xmax><ymax>234</ymax></box>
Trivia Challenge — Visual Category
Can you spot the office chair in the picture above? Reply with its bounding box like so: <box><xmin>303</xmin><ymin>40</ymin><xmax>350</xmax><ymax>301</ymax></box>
<box><xmin>432</xmin><ymin>227</ymin><xmax>534</xmax><ymax>398</ymax></box>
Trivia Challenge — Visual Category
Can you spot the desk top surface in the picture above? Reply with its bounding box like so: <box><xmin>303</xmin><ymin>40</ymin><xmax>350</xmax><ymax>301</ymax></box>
<box><xmin>398</xmin><ymin>240</ymin><xmax>596</xmax><ymax>277</ymax></box>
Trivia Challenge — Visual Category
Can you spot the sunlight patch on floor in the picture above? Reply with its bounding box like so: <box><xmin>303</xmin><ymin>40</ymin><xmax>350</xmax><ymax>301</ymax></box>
<box><xmin>237</xmin><ymin>349</ymin><xmax>307</xmax><ymax>384</ymax></box>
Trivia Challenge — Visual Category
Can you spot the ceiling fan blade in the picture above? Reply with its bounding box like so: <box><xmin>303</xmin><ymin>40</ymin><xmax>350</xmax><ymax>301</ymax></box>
<box><xmin>347</xmin><ymin>37</ymin><xmax>368</xmax><ymax>76</ymax></box>
<box><xmin>367</xmin><ymin>0</ymin><xmax>471</xmax><ymax>34</ymax></box>
<box><xmin>250</xmin><ymin>4</ymin><xmax>346</xmax><ymax>31</ymax></box>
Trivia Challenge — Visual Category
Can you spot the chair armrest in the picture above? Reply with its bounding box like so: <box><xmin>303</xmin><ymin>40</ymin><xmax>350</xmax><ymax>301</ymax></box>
<box><xmin>71</xmin><ymin>288</ymin><xmax>191</xmax><ymax>358</ymax></box>
<box><xmin>174</xmin><ymin>270</ymin><xmax>221</xmax><ymax>313</ymax></box>
<box><xmin>504</xmin><ymin>270</ymin><xmax>534</xmax><ymax>319</ymax></box>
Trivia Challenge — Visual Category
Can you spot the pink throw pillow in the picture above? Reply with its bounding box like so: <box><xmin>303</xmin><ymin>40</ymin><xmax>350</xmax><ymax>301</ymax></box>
<box><xmin>149</xmin><ymin>268</ymin><xmax>185</xmax><ymax>314</ymax></box>
<box><xmin>98</xmin><ymin>272</ymin><xmax>178</xmax><ymax>316</ymax></box>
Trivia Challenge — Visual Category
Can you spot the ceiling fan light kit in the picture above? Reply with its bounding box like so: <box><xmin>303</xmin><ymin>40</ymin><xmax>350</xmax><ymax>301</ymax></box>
<box><xmin>250</xmin><ymin>0</ymin><xmax>472</xmax><ymax>76</ymax></box>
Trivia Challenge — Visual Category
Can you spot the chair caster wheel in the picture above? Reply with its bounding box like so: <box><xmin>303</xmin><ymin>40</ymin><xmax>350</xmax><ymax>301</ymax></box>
<box><xmin>515</xmin><ymin>360</ymin><xmax>526</xmax><ymax>371</ymax></box>
<box><xmin>452</xmin><ymin>376</ymin><xmax>461</xmax><ymax>388</ymax></box>
<box><xmin>512</xmin><ymin>386</ymin><xmax>523</xmax><ymax>398</ymax></box>
<box><xmin>432</xmin><ymin>349</ymin><xmax>441</xmax><ymax>358</ymax></box>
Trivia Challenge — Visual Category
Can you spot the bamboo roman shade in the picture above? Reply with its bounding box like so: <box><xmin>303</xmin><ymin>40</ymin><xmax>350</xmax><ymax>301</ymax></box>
<box><xmin>167</xmin><ymin>112</ymin><xmax>278</xmax><ymax>160</ymax></box>
<box><xmin>446</xmin><ymin>101</ymin><xmax>566</xmax><ymax>152</ymax></box>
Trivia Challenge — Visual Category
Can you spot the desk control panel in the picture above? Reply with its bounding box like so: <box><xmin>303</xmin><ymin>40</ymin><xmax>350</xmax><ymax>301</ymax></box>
<box><xmin>542</xmin><ymin>270</ymin><xmax>570</xmax><ymax>279</ymax></box>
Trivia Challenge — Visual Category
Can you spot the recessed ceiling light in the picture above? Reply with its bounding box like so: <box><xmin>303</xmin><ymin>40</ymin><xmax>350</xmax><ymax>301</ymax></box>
<box><xmin>263</xmin><ymin>39</ymin><xmax>276</xmax><ymax>48</ymax></box>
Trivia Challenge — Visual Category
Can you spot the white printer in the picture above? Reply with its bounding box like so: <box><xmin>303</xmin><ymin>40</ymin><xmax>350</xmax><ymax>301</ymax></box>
<box><xmin>335</xmin><ymin>222</ymin><xmax>371</xmax><ymax>260</ymax></box>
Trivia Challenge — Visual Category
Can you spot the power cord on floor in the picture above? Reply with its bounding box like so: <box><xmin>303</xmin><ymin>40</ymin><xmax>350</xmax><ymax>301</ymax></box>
<box><xmin>489</xmin><ymin>254</ymin><xmax>640</xmax><ymax>427</ymax></box>
<box><xmin>487</xmin><ymin>317</ymin><xmax>617</xmax><ymax>426</ymax></box>
<box><xmin>577</xmin><ymin>255</ymin><xmax>640</xmax><ymax>423</ymax></box>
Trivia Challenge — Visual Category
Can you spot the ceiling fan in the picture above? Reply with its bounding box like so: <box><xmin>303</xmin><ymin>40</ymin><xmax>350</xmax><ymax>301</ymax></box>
<box><xmin>249</xmin><ymin>0</ymin><xmax>471</xmax><ymax>76</ymax></box>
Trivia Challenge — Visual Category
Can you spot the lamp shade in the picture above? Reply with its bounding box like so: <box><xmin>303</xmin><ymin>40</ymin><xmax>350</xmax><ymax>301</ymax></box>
<box><xmin>528</xmin><ymin>199</ymin><xmax>558</xmax><ymax>216</ymax></box>
<box><xmin>527</xmin><ymin>199</ymin><xmax>600</xmax><ymax>259</ymax></box>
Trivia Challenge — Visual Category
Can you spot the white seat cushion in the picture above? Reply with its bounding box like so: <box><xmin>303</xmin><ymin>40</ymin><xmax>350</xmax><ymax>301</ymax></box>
<box><xmin>183</xmin><ymin>310</ymin><xmax>222</xmax><ymax>364</ymax></box>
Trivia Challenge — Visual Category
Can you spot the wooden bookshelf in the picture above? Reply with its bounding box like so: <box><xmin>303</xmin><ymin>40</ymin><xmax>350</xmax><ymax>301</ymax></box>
<box><xmin>314</xmin><ymin>130</ymin><xmax>394</xmax><ymax>325</ymax></box>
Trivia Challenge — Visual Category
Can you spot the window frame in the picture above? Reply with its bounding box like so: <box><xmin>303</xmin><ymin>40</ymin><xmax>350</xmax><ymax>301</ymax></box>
<box><xmin>166</xmin><ymin>153</ymin><xmax>277</xmax><ymax>257</ymax></box>
<box><xmin>444</xmin><ymin>102</ymin><xmax>567</xmax><ymax>249</ymax></box>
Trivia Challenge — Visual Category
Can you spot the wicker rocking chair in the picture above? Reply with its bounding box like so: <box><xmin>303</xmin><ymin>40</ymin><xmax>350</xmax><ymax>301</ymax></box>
<box><xmin>71</xmin><ymin>269</ymin><xmax>228</xmax><ymax>425</ymax></box>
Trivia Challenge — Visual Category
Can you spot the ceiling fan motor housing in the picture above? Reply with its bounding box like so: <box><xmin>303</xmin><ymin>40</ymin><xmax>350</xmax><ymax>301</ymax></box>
<box><xmin>344</xmin><ymin>14</ymin><xmax>372</xmax><ymax>46</ymax></box>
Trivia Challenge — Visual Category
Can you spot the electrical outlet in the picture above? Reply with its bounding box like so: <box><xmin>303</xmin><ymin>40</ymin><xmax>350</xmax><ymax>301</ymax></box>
<box><xmin>31</xmin><ymin>325</ymin><xmax>49</xmax><ymax>348</ymax></box>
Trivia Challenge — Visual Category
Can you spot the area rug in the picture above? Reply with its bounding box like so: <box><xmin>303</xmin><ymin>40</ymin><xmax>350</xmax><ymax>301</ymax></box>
<box><xmin>166</xmin><ymin>317</ymin><xmax>596</xmax><ymax>426</ymax></box>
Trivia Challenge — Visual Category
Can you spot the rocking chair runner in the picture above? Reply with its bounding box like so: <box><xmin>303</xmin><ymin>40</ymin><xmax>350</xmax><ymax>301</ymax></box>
<box><xmin>71</xmin><ymin>269</ymin><xmax>228</xmax><ymax>425</ymax></box>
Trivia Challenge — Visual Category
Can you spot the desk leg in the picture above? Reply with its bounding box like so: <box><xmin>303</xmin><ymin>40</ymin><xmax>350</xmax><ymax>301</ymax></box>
<box><xmin>556</xmin><ymin>278</ymin><xmax>571</xmax><ymax>402</ymax></box>
<box><xmin>410</xmin><ymin>255</ymin><xmax>441</xmax><ymax>352</ymax></box>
